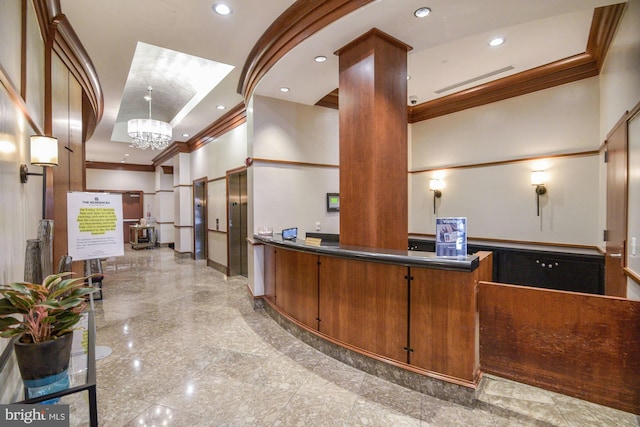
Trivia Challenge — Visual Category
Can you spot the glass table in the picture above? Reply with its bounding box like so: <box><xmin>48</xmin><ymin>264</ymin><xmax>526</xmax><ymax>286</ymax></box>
<box><xmin>0</xmin><ymin>311</ymin><xmax>97</xmax><ymax>426</ymax></box>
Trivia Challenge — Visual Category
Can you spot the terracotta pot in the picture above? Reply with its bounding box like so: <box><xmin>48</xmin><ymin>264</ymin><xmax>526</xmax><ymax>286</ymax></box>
<box><xmin>14</xmin><ymin>333</ymin><xmax>73</xmax><ymax>381</ymax></box>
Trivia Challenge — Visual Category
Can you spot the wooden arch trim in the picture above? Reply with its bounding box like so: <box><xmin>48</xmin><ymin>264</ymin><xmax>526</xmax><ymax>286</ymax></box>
<box><xmin>35</xmin><ymin>0</ymin><xmax>104</xmax><ymax>139</ymax></box>
<box><xmin>187</xmin><ymin>102</ymin><xmax>247</xmax><ymax>152</ymax></box>
<box><xmin>237</xmin><ymin>0</ymin><xmax>374</xmax><ymax>101</ymax></box>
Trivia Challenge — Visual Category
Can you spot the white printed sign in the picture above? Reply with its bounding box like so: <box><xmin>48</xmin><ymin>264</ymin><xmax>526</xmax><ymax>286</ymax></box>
<box><xmin>67</xmin><ymin>192</ymin><xmax>124</xmax><ymax>260</ymax></box>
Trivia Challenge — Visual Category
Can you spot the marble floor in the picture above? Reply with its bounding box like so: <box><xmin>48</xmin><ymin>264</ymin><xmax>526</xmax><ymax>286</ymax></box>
<box><xmin>64</xmin><ymin>247</ymin><xmax>639</xmax><ymax>426</ymax></box>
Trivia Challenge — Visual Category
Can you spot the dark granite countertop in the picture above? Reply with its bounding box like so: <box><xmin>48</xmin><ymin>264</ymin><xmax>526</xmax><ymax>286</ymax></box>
<box><xmin>253</xmin><ymin>234</ymin><xmax>480</xmax><ymax>272</ymax></box>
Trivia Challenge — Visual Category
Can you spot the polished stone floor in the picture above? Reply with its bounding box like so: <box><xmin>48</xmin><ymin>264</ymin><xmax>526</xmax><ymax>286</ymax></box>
<box><xmin>65</xmin><ymin>247</ymin><xmax>639</xmax><ymax>426</ymax></box>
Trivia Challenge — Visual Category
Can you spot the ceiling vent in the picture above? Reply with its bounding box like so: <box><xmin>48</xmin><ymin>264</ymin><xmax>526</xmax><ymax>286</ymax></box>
<box><xmin>435</xmin><ymin>66</ymin><xmax>514</xmax><ymax>94</ymax></box>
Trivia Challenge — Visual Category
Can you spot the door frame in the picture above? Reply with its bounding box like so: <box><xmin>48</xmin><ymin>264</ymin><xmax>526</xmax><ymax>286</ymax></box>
<box><xmin>192</xmin><ymin>177</ymin><xmax>208</xmax><ymax>261</ymax></box>
<box><xmin>605</xmin><ymin>112</ymin><xmax>629</xmax><ymax>297</ymax></box>
<box><xmin>226</xmin><ymin>166</ymin><xmax>247</xmax><ymax>276</ymax></box>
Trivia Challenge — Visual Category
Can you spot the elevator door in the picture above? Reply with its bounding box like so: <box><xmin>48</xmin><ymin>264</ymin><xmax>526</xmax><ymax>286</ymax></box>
<box><xmin>193</xmin><ymin>178</ymin><xmax>207</xmax><ymax>260</ymax></box>
<box><xmin>228</xmin><ymin>170</ymin><xmax>247</xmax><ymax>276</ymax></box>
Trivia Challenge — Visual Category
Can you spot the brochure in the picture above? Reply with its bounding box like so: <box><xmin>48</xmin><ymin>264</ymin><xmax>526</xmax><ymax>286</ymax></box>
<box><xmin>435</xmin><ymin>217</ymin><xmax>467</xmax><ymax>257</ymax></box>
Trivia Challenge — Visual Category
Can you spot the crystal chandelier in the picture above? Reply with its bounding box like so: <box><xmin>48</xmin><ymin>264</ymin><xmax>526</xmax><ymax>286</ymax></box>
<box><xmin>127</xmin><ymin>86</ymin><xmax>172</xmax><ymax>150</ymax></box>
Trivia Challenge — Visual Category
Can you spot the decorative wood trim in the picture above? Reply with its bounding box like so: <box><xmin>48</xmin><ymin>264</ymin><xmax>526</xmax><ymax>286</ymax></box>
<box><xmin>208</xmin><ymin>176</ymin><xmax>226</xmax><ymax>183</ymax></box>
<box><xmin>335</xmin><ymin>27</ymin><xmax>412</xmax><ymax>56</ymax></box>
<box><xmin>155</xmin><ymin>221</ymin><xmax>174</xmax><ymax>225</ymax></box>
<box><xmin>409</xmin><ymin>53</ymin><xmax>598</xmax><ymax>123</ymax></box>
<box><xmin>49</xmin><ymin>16</ymin><xmax>103</xmax><ymax>137</ymax></box>
<box><xmin>247</xmin><ymin>237</ymin><xmax>262</xmax><ymax>246</ymax></box>
<box><xmin>173</xmin><ymin>184</ymin><xmax>192</xmax><ymax>189</ymax></box>
<box><xmin>85</xmin><ymin>161</ymin><xmax>155</xmax><ymax>172</ymax></box>
<box><xmin>252</xmin><ymin>158</ymin><xmax>339</xmax><ymax>169</ymax></box>
<box><xmin>409</xmin><ymin>233</ymin><xmax>603</xmax><ymax>253</ymax></box>
<box><xmin>625</xmin><ymin>267</ymin><xmax>640</xmax><ymax>286</ymax></box>
<box><xmin>629</xmin><ymin>99</ymin><xmax>640</xmax><ymax>120</ymax></box>
<box><xmin>479</xmin><ymin>281</ymin><xmax>640</xmax><ymax>414</ymax></box>
<box><xmin>152</xmin><ymin>141</ymin><xmax>189</xmax><ymax>166</ymax></box>
<box><xmin>409</xmin><ymin>150</ymin><xmax>600</xmax><ymax>174</ymax></box>
<box><xmin>315</xmin><ymin>88</ymin><xmax>339</xmax><ymax>109</ymax></box>
<box><xmin>21</xmin><ymin>0</ymin><xmax>27</xmax><ymax>99</ymax></box>
<box><xmin>37</xmin><ymin>0</ymin><xmax>103</xmax><ymax>139</ymax></box>
<box><xmin>208</xmin><ymin>229</ymin><xmax>227</xmax><ymax>234</ymax></box>
<box><xmin>174</xmin><ymin>225</ymin><xmax>193</xmax><ymax>229</ymax></box>
<box><xmin>188</xmin><ymin>103</ymin><xmax>247</xmax><ymax>152</ymax></box>
<box><xmin>0</xmin><ymin>63</ymin><xmax>44</xmax><ymax>134</ymax></box>
<box><xmin>161</xmin><ymin>165</ymin><xmax>173</xmax><ymax>174</ymax></box>
<box><xmin>237</xmin><ymin>0</ymin><xmax>374</xmax><ymax>101</ymax></box>
<box><xmin>155</xmin><ymin>190</ymin><xmax>173</xmax><ymax>194</ymax></box>
<box><xmin>587</xmin><ymin>3</ymin><xmax>627</xmax><ymax>71</ymax></box>
<box><xmin>315</xmin><ymin>4</ymin><xmax>625</xmax><ymax>120</ymax></box>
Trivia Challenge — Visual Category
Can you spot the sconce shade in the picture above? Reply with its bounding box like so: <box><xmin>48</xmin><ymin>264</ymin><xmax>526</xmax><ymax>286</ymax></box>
<box><xmin>30</xmin><ymin>135</ymin><xmax>58</xmax><ymax>166</ymax></box>
<box><xmin>530</xmin><ymin>170</ymin><xmax>546</xmax><ymax>186</ymax></box>
<box><xmin>429</xmin><ymin>178</ymin><xmax>443</xmax><ymax>191</ymax></box>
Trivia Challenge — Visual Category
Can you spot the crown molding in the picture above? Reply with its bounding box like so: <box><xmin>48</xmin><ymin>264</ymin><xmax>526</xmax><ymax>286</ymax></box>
<box><xmin>237</xmin><ymin>0</ymin><xmax>374</xmax><ymax>101</ymax></box>
<box><xmin>315</xmin><ymin>3</ymin><xmax>625</xmax><ymax>123</ymax></box>
<box><xmin>86</xmin><ymin>162</ymin><xmax>155</xmax><ymax>172</ymax></box>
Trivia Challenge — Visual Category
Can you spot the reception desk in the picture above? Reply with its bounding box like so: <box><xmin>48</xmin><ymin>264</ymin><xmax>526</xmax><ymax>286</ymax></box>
<box><xmin>254</xmin><ymin>234</ymin><xmax>493</xmax><ymax>388</ymax></box>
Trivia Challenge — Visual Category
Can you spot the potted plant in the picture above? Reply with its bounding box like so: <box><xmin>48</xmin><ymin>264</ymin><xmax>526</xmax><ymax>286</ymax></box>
<box><xmin>0</xmin><ymin>272</ymin><xmax>94</xmax><ymax>398</ymax></box>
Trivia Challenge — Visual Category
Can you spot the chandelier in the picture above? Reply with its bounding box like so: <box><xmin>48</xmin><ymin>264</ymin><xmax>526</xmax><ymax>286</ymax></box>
<box><xmin>127</xmin><ymin>86</ymin><xmax>172</xmax><ymax>150</ymax></box>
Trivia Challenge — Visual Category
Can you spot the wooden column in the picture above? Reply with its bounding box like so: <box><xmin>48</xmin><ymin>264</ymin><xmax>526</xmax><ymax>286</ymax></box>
<box><xmin>336</xmin><ymin>29</ymin><xmax>411</xmax><ymax>250</ymax></box>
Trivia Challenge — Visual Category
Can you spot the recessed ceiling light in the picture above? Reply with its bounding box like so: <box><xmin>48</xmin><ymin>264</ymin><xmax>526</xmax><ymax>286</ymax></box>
<box><xmin>414</xmin><ymin>7</ymin><xmax>431</xmax><ymax>18</ymax></box>
<box><xmin>315</xmin><ymin>55</ymin><xmax>327</xmax><ymax>63</ymax></box>
<box><xmin>124</xmin><ymin>153</ymin><xmax>130</xmax><ymax>157</ymax></box>
<box><xmin>489</xmin><ymin>37</ymin><xmax>505</xmax><ymax>47</ymax></box>
<box><xmin>280</xmin><ymin>87</ymin><xmax>290</xmax><ymax>93</ymax></box>
<box><xmin>212</xmin><ymin>3</ymin><xmax>232</xmax><ymax>15</ymax></box>
<box><xmin>216</xmin><ymin>105</ymin><xmax>226</xmax><ymax>110</ymax></box>
<box><xmin>407</xmin><ymin>75</ymin><xmax>411</xmax><ymax>80</ymax></box>
<box><xmin>182</xmin><ymin>133</ymin><xmax>190</xmax><ymax>138</ymax></box>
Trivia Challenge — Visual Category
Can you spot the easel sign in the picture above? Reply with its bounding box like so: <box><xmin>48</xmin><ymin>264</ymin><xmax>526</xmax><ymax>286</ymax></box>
<box><xmin>67</xmin><ymin>192</ymin><xmax>124</xmax><ymax>261</ymax></box>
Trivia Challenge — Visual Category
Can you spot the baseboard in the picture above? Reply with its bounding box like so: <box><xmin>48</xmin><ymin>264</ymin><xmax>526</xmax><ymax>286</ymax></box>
<box><xmin>207</xmin><ymin>259</ymin><xmax>227</xmax><ymax>274</ymax></box>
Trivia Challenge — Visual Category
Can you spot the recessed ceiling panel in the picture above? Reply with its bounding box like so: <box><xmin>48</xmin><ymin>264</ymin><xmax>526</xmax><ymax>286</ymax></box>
<box><xmin>111</xmin><ymin>42</ymin><xmax>234</xmax><ymax>143</ymax></box>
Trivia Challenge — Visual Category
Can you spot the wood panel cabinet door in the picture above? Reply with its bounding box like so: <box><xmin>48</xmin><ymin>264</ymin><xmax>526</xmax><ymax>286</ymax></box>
<box><xmin>410</xmin><ymin>267</ymin><xmax>477</xmax><ymax>383</ymax></box>
<box><xmin>318</xmin><ymin>256</ymin><xmax>408</xmax><ymax>362</ymax></box>
<box><xmin>275</xmin><ymin>249</ymin><xmax>319</xmax><ymax>329</ymax></box>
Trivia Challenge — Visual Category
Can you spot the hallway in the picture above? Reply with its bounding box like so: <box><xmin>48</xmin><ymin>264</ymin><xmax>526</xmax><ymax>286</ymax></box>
<box><xmin>67</xmin><ymin>247</ymin><xmax>638</xmax><ymax>426</ymax></box>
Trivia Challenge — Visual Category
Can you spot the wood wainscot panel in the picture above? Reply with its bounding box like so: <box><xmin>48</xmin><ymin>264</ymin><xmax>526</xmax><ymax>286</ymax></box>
<box><xmin>275</xmin><ymin>248</ymin><xmax>319</xmax><ymax>329</ymax></box>
<box><xmin>264</xmin><ymin>245</ymin><xmax>276</xmax><ymax>304</ymax></box>
<box><xmin>318</xmin><ymin>256</ymin><xmax>408</xmax><ymax>362</ymax></box>
<box><xmin>409</xmin><ymin>252</ymin><xmax>492</xmax><ymax>383</ymax></box>
<box><xmin>478</xmin><ymin>282</ymin><xmax>640</xmax><ymax>414</ymax></box>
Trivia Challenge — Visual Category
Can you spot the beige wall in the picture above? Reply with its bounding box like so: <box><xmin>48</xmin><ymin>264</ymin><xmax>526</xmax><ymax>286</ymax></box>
<box><xmin>190</xmin><ymin>122</ymin><xmax>248</xmax><ymax>269</ymax></box>
<box><xmin>0</xmin><ymin>0</ymin><xmax>46</xmax><ymax>286</ymax></box>
<box><xmin>409</xmin><ymin>78</ymin><xmax>601</xmax><ymax>246</ymax></box>
<box><xmin>251</xmin><ymin>95</ymin><xmax>340</xmax><ymax>237</ymax></box>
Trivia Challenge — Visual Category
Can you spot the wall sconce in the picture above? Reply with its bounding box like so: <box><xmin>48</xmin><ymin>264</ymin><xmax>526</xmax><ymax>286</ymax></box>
<box><xmin>429</xmin><ymin>178</ymin><xmax>443</xmax><ymax>215</ymax></box>
<box><xmin>20</xmin><ymin>135</ymin><xmax>59</xmax><ymax>183</ymax></box>
<box><xmin>531</xmin><ymin>170</ymin><xmax>547</xmax><ymax>216</ymax></box>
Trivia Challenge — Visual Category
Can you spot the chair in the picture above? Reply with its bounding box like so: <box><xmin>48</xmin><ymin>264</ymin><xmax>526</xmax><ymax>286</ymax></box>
<box><xmin>84</xmin><ymin>259</ymin><xmax>104</xmax><ymax>301</ymax></box>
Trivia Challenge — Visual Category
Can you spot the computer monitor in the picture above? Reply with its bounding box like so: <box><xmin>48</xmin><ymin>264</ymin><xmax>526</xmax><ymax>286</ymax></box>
<box><xmin>282</xmin><ymin>227</ymin><xmax>298</xmax><ymax>240</ymax></box>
